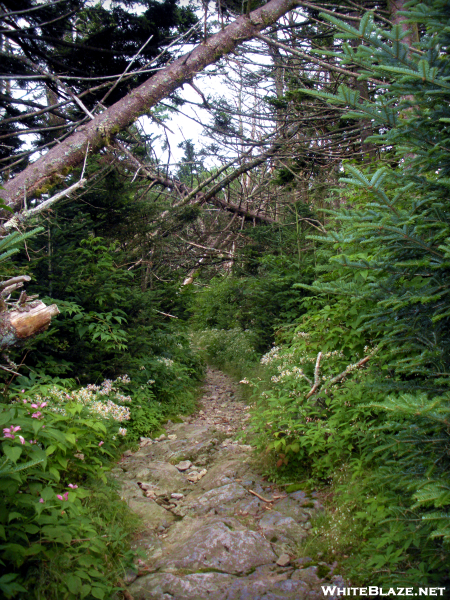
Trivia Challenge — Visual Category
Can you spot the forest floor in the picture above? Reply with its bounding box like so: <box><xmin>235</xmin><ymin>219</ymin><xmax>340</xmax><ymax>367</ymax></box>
<box><xmin>112</xmin><ymin>367</ymin><xmax>345</xmax><ymax>599</ymax></box>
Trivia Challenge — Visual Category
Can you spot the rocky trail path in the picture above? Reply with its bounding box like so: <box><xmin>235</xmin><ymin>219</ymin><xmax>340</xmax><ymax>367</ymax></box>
<box><xmin>112</xmin><ymin>368</ymin><xmax>344</xmax><ymax>599</ymax></box>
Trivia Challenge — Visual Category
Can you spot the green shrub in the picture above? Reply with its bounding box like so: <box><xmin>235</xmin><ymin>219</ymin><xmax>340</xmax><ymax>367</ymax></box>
<box><xmin>190</xmin><ymin>259</ymin><xmax>311</xmax><ymax>352</ymax></box>
<box><xmin>0</xmin><ymin>382</ymin><xmax>135</xmax><ymax>599</ymax></box>
<box><xmin>192</xmin><ymin>328</ymin><xmax>259</xmax><ymax>378</ymax></box>
<box><xmin>248</xmin><ymin>299</ymin><xmax>382</xmax><ymax>481</ymax></box>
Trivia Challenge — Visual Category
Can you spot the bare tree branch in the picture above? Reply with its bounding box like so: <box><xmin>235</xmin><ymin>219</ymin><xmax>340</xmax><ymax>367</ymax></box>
<box><xmin>1</xmin><ymin>178</ymin><xmax>87</xmax><ymax>233</ymax></box>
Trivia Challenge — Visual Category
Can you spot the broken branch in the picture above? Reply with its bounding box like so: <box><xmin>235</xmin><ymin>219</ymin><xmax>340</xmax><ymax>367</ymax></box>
<box><xmin>249</xmin><ymin>489</ymin><xmax>274</xmax><ymax>503</ymax></box>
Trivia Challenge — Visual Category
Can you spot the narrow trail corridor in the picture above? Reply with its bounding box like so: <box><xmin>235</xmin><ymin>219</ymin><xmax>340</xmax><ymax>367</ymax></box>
<box><xmin>113</xmin><ymin>368</ymin><xmax>345</xmax><ymax>599</ymax></box>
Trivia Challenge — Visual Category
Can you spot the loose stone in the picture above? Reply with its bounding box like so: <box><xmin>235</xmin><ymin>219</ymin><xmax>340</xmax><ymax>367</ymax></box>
<box><xmin>276</xmin><ymin>553</ymin><xmax>291</xmax><ymax>567</ymax></box>
<box><xmin>175</xmin><ymin>460</ymin><xmax>191</xmax><ymax>472</ymax></box>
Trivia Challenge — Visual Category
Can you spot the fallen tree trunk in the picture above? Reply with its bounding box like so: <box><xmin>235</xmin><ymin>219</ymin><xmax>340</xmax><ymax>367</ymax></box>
<box><xmin>1</xmin><ymin>0</ymin><xmax>299</xmax><ymax>211</ymax></box>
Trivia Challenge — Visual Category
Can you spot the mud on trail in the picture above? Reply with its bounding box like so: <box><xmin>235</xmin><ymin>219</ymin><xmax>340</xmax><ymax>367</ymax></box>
<box><xmin>112</xmin><ymin>368</ymin><xmax>344</xmax><ymax>599</ymax></box>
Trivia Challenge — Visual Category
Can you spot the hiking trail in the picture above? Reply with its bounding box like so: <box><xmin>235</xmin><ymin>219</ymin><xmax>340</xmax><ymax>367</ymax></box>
<box><xmin>112</xmin><ymin>367</ymin><xmax>344</xmax><ymax>599</ymax></box>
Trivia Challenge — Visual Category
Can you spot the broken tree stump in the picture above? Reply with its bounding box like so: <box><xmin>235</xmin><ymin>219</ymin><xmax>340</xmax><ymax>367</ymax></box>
<box><xmin>0</xmin><ymin>300</ymin><xmax>60</xmax><ymax>349</ymax></box>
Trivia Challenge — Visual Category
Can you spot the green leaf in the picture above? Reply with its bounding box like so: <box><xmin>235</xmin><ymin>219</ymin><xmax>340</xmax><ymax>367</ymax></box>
<box><xmin>46</xmin><ymin>445</ymin><xmax>57</xmax><ymax>456</ymax></box>
<box><xmin>40</xmin><ymin>486</ymin><xmax>55</xmax><ymax>501</ymax></box>
<box><xmin>3</xmin><ymin>445</ymin><xmax>22</xmax><ymax>463</ymax></box>
<box><xmin>8</xmin><ymin>512</ymin><xmax>23</xmax><ymax>523</ymax></box>
<box><xmin>23</xmin><ymin>524</ymin><xmax>39</xmax><ymax>534</ymax></box>
<box><xmin>65</xmin><ymin>433</ymin><xmax>76</xmax><ymax>445</ymax></box>
<box><xmin>67</xmin><ymin>575</ymin><xmax>82</xmax><ymax>594</ymax></box>
<box><xmin>80</xmin><ymin>584</ymin><xmax>92</xmax><ymax>598</ymax></box>
<box><xmin>48</xmin><ymin>466</ymin><xmax>60</xmax><ymax>482</ymax></box>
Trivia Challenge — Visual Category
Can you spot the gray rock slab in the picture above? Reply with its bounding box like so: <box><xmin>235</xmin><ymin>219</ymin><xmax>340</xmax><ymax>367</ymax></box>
<box><xmin>195</xmin><ymin>457</ymin><xmax>253</xmax><ymax>492</ymax></box>
<box><xmin>217</xmin><ymin>563</ymin><xmax>323</xmax><ymax>599</ymax></box>
<box><xmin>162</xmin><ymin>515</ymin><xmax>232</xmax><ymax>546</ymax></box>
<box><xmin>222</xmin><ymin>576</ymin><xmax>316</xmax><ymax>600</ymax></box>
<box><xmin>131</xmin><ymin>461</ymin><xmax>188</xmax><ymax>492</ymax></box>
<box><xmin>259</xmin><ymin>511</ymin><xmax>308</xmax><ymax>542</ymax></box>
<box><xmin>127</xmin><ymin>498</ymin><xmax>175</xmax><ymax>529</ymax></box>
<box><xmin>130</xmin><ymin>531</ymin><xmax>164</xmax><ymax>560</ymax></box>
<box><xmin>153</xmin><ymin>520</ymin><xmax>276</xmax><ymax>574</ymax></box>
<box><xmin>175</xmin><ymin>460</ymin><xmax>191</xmax><ymax>471</ymax></box>
<box><xmin>288</xmin><ymin>491</ymin><xmax>307</xmax><ymax>502</ymax></box>
<box><xmin>119</xmin><ymin>481</ymin><xmax>143</xmax><ymax>501</ymax></box>
<box><xmin>174</xmin><ymin>424</ymin><xmax>211</xmax><ymax>440</ymax></box>
<box><xmin>233</xmin><ymin>496</ymin><xmax>264</xmax><ymax>516</ymax></box>
<box><xmin>276</xmin><ymin>554</ymin><xmax>291</xmax><ymax>567</ymax></box>
<box><xmin>128</xmin><ymin>572</ymin><xmax>236</xmax><ymax>600</ymax></box>
<box><xmin>273</xmin><ymin>497</ymin><xmax>310</xmax><ymax>523</ymax></box>
<box><xmin>188</xmin><ymin>483</ymin><xmax>248</xmax><ymax>515</ymax></box>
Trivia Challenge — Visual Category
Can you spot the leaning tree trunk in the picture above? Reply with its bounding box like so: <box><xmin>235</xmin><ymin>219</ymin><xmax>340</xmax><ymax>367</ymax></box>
<box><xmin>1</xmin><ymin>0</ymin><xmax>299</xmax><ymax>211</ymax></box>
<box><xmin>0</xmin><ymin>276</ymin><xmax>59</xmax><ymax>351</ymax></box>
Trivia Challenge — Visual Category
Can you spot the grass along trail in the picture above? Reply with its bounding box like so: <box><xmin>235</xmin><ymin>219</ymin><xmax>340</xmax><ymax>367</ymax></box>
<box><xmin>112</xmin><ymin>367</ymin><xmax>345</xmax><ymax>599</ymax></box>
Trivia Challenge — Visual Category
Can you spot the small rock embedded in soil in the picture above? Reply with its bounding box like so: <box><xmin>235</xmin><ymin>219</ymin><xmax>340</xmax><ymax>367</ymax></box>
<box><xmin>187</xmin><ymin>468</ymin><xmax>207</xmax><ymax>483</ymax></box>
<box><xmin>140</xmin><ymin>437</ymin><xmax>153</xmax><ymax>446</ymax></box>
<box><xmin>276</xmin><ymin>553</ymin><xmax>291</xmax><ymax>567</ymax></box>
<box><xmin>175</xmin><ymin>460</ymin><xmax>191</xmax><ymax>472</ymax></box>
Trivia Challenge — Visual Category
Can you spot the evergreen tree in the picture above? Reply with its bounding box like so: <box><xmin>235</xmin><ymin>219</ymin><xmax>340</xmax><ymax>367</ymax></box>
<box><xmin>295</xmin><ymin>0</ymin><xmax>450</xmax><ymax>576</ymax></box>
<box><xmin>0</xmin><ymin>0</ymin><xmax>198</xmax><ymax>174</ymax></box>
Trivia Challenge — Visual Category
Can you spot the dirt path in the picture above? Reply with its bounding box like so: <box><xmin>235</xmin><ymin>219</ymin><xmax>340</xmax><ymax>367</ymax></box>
<box><xmin>112</xmin><ymin>368</ymin><xmax>344</xmax><ymax>599</ymax></box>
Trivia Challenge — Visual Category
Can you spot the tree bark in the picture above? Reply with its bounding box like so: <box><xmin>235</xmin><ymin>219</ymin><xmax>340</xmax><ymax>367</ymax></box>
<box><xmin>1</xmin><ymin>0</ymin><xmax>299</xmax><ymax>211</ymax></box>
<box><xmin>388</xmin><ymin>0</ymin><xmax>419</xmax><ymax>49</ymax></box>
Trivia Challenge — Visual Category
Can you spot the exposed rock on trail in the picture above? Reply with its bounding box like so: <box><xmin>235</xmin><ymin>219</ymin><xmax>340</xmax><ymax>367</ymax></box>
<box><xmin>113</xmin><ymin>368</ymin><xmax>344</xmax><ymax>599</ymax></box>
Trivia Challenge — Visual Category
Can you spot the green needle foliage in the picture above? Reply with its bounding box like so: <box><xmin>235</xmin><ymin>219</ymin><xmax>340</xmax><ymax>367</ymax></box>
<box><xmin>289</xmin><ymin>0</ymin><xmax>450</xmax><ymax>583</ymax></box>
<box><xmin>228</xmin><ymin>0</ymin><xmax>450</xmax><ymax>585</ymax></box>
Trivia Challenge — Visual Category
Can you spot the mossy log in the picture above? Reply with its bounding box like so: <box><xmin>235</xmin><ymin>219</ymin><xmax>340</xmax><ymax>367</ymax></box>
<box><xmin>0</xmin><ymin>301</ymin><xmax>59</xmax><ymax>350</ymax></box>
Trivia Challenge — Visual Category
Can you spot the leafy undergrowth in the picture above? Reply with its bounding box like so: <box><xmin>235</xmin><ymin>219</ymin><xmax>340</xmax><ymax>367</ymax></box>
<box><xmin>289</xmin><ymin>465</ymin><xmax>449</xmax><ymax>590</ymax></box>
<box><xmin>190</xmin><ymin>328</ymin><xmax>259</xmax><ymax>381</ymax></box>
<box><xmin>0</xmin><ymin>393</ymin><xmax>134</xmax><ymax>599</ymax></box>
<box><xmin>234</xmin><ymin>304</ymin><xmax>450</xmax><ymax>587</ymax></box>
<box><xmin>28</xmin><ymin>481</ymin><xmax>141</xmax><ymax>600</ymax></box>
<box><xmin>0</xmin><ymin>364</ymin><xmax>202</xmax><ymax>599</ymax></box>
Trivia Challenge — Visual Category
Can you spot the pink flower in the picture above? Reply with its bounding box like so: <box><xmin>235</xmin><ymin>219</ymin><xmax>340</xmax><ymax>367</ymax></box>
<box><xmin>39</xmin><ymin>498</ymin><xmax>44</xmax><ymax>503</ymax></box>
<box><xmin>18</xmin><ymin>436</ymin><xmax>25</xmax><ymax>445</ymax></box>
<box><xmin>21</xmin><ymin>389</ymin><xmax>25</xmax><ymax>393</ymax></box>
<box><xmin>98</xmin><ymin>441</ymin><xmax>104</xmax><ymax>447</ymax></box>
<box><xmin>57</xmin><ymin>494</ymin><xmax>64</xmax><ymax>501</ymax></box>
<box><xmin>3</xmin><ymin>426</ymin><xmax>21</xmax><ymax>439</ymax></box>
<box><xmin>31</xmin><ymin>402</ymin><xmax>47</xmax><ymax>409</ymax></box>
<box><xmin>29</xmin><ymin>439</ymin><xmax>37</xmax><ymax>444</ymax></box>
<box><xmin>68</xmin><ymin>484</ymin><xmax>78</xmax><ymax>489</ymax></box>
<box><xmin>22</xmin><ymin>399</ymin><xmax>27</xmax><ymax>404</ymax></box>
<box><xmin>63</xmin><ymin>492</ymin><xmax>69</xmax><ymax>501</ymax></box>
<box><xmin>31</xmin><ymin>412</ymin><xmax>42</xmax><ymax>419</ymax></box>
